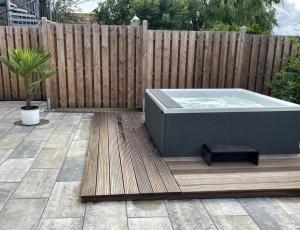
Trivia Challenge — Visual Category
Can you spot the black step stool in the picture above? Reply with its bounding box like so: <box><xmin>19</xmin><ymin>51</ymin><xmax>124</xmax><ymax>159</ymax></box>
<box><xmin>202</xmin><ymin>143</ymin><xmax>259</xmax><ymax>166</ymax></box>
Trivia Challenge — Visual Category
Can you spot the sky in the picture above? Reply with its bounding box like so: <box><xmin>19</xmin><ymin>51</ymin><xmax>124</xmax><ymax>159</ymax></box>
<box><xmin>77</xmin><ymin>0</ymin><xmax>300</xmax><ymax>35</ymax></box>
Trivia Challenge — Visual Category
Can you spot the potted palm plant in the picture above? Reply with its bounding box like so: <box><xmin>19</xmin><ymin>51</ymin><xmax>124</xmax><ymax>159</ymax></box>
<box><xmin>0</xmin><ymin>48</ymin><xmax>55</xmax><ymax>125</ymax></box>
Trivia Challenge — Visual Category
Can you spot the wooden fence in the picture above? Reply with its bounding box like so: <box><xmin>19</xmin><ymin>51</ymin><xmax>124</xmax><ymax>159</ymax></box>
<box><xmin>0</xmin><ymin>20</ymin><xmax>297</xmax><ymax>108</ymax></box>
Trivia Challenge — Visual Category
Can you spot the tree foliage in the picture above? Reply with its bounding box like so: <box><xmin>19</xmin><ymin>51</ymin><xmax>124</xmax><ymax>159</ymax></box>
<box><xmin>51</xmin><ymin>0</ymin><xmax>80</xmax><ymax>23</ymax></box>
<box><xmin>93</xmin><ymin>0</ymin><xmax>282</xmax><ymax>34</ymax></box>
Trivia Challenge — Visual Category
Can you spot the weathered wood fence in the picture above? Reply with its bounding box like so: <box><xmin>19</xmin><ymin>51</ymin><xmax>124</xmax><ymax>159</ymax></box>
<box><xmin>0</xmin><ymin>20</ymin><xmax>297</xmax><ymax>108</ymax></box>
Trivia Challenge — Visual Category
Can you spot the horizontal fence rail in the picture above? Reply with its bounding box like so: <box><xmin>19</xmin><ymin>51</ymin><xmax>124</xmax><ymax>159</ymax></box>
<box><xmin>0</xmin><ymin>20</ymin><xmax>298</xmax><ymax>108</ymax></box>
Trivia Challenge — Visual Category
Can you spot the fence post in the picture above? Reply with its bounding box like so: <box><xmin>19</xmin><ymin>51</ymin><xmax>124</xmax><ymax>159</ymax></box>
<box><xmin>234</xmin><ymin>26</ymin><xmax>247</xmax><ymax>88</ymax></box>
<box><xmin>41</xmin><ymin>17</ymin><xmax>52</xmax><ymax>110</ymax></box>
<box><xmin>141</xmin><ymin>20</ymin><xmax>148</xmax><ymax>107</ymax></box>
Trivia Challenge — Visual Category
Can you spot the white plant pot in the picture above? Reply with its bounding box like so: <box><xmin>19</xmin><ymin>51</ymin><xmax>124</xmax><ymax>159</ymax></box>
<box><xmin>21</xmin><ymin>106</ymin><xmax>40</xmax><ymax>126</ymax></box>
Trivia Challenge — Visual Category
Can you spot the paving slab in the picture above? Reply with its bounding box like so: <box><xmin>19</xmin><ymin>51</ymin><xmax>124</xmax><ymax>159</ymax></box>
<box><xmin>202</xmin><ymin>198</ymin><xmax>248</xmax><ymax>216</ymax></box>
<box><xmin>42</xmin><ymin>181</ymin><xmax>86</xmax><ymax>218</ymax></box>
<box><xmin>79</xmin><ymin>118</ymin><xmax>92</xmax><ymax>129</ymax></box>
<box><xmin>9</xmin><ymin>140</ymin><xmax>45</xmax><ymax>158</ymax></box>
<box><xmin>0</xmin><ymin>183</ymin><xmax>18</xmax><ymax>211</ymax></box>
<box><xmin>274</xmin><ymin>197</ymin><xmax>300</xmax><ymax>215</ymax></box>
<box><xmin>128</xmin><ymin>217</ymin><xmax>173</xmax><ymax>230</ymax></box>
<box><xmin>32</xmin><ymin>148</ymin><xmax>68</xmax><ymax>169</ymax></box>
<box><xmin>0</xmin><ymin>133</ymin><xmax>27</xmax><ymax>149</ymax></box>
<box><xmin>0</xmin><ymin>158</ymin><xmax>34</xmax><ymax>182</ymax></box>
<box><xmin>13</xmin><ymin>168</ymin><xmax>59</xmax><ymax>198</ymax></box>
<box><xmin>165</xmin><ymin>199</ymin><xmax>216</xmax><ymax>230</ymax></box>
<box><xmin>67</xmin><ymin>140</ymin><xmax>88</xmax><ymax>157</ymax></box>
<box><xmin>0</xmin><ymin>149</ymin><xmax>14</xmax><ymax>164</ymax></box>
<box><xmin>73</xmin><ymin>128</ymin><xmax>90</xmax><ymax>140</ymax></box>
<box><xmin>239</xmin><ymin>198</ymin><xmax>300</xmax><ymax>230</ymax></box>
<box><xmin>37</xmin><ymin>218</ymin><xmax>83</xmax><ymax>230</ymax></box>
<box><xmin>212</xmin><ymin>215</ymin><xmax>260</xmax><ymax>230</ymax></box>
<box><xmin>45</xmin><ymin>112</ymin><xmax>65</xmax><ymax>120</ymax></box>
<box><xmin>45</xmin><ymin>132</ymin><xmax>74</xmax><ymax>148</ymax></box>
<box><xmin>127</xmin><ymin>200</ymin><xmax>168</xmax><ymax>217</ymax></box>
<box><xmin>7</xmin><ymin>125</ymin><xmax>34</xmax><ymax>134</ymax></box>
<box><xmin>35</xmin><ymin>119</ymin><xmax>60</xmax><ymax>129</ymax></box>
<box><xmin>25</xmin><ymin>128</ymin><xmax>55</xmax><ymax>141</ymax></box>
<box><xmin>83</xmin><ymin>202</ymin><xmax>127</xmax><ymax>230</ymax></box>
<box><xmin>0</xmin><ymin>198</ymin><xmax>47</xmax><ymax>230</ymax></box>
<box><xmin>56</xmin><ymin>157</ymin><xmax>85</xmax><ymax>182</ymax></box>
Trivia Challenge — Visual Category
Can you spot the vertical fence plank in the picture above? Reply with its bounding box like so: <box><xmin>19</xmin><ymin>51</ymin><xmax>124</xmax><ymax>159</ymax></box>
<box><xmin>154</xmin><ymin>30</ymin><xmax>162</xmax><ymax>88</ymax></box>
<box><xmin>92</xmin><ymin>24</ymin><xmax>101</xmax><ymax>108</ymax></box>
<box><xmin>127</xmin><ymin>27</ymin><xmax>135</xmax><ymax>108</ymax></box>
<box><xmin>186</xmin><ymin>31</ymin><xmax>196</xmax><ymax>88</ymax></box>
<box><xmin>84</xmin><ymin>25</ymin><xmax>93</xmax><ymax>108</ymax></box>
<box><xmin>162</xmin><ymin>30</ymin><xmax>170</xmax><ymax>88</ymax></box>
<box><xmin>65</xmin><ymin>24</ymin><xmax>76</xmax><ymax>108</ymax></box>
<box><xmin>101</xmin><ymin>25</ymin><xmax>110</xmax><ymax>107</ymax></box>
<box><xmin>178</xmin><ymin>31</ymin><xmax>188</xmax><ymax>88</ymax></box>
<box><xmin>6</xmin><ymin>27</ymin><xmax>18</xmax><ymax>99</ymax></box>
<box><xmin>141</xmin><ymin>20</ymin><xmax>148</xmax><ymax>101</ymax></box>
<box><xmin>281</xmin><ymin>37</ymin><xmax>291</xmax><ymax>68</ymax></box>
<box><xmin>240</xmin><ymin>34</ymin><xmax>251</xmax><ymax>89</ymax></box>
<box><xmin>255</xmin><ymin>36</ymin><xmax>268</xmax><ymax>93</ymax></box>
<box><xmin>263</xmin><ymin>36</ymin><xmax>276</xmax><ymax>94</ymax></box>
<box><xmin>272</xmin><ymin>36</ymin><xmax>284</xmax><ymax>83</ymax></box>
<box><xmin>74</xmin><ymin>24</ymin><xmax>84</xmax><ymax>107</ymax></box>
<box><xmin>202</xmin><ymin>32</ymin><xmax>213</xmax><ymax>88</ymax></box>
<box><xmin>225</xmin><ymin>32</ymin><xmax>237</xmax><ymax>88</ymax></box>
<box><xmin>118</xmin><ymin>26</ymin><xmax>126</xmax><ymax>107</ymax></box>
<box><xmin>248</xmin><ymin>35</ymin><xmax>260</xmax><ymax>91</ymax></box>
<box><xmin>210</xmin><ymin>32</ymin><xmax>221</xmax><ymax>88</ymax></box>
<box><xmin>194</xmin><ymin>32</ymin><xmax>205</xmax><ymax>88</ymax></box>
<box><xmin>0</xmin><ymin>27</ymin><xmax>7</xmax><ymax>100</ymax></box>
<box><xmin>170</xmin><ymin>31</ymin><xmax>179</xmax><ymax>88</ymax></box>
<box><xmin>135</xmin><ymin>26</ymin><xmax>143</xmax><ymax>107</ymax></box>
<box><xmin>146</xmin><ymin>30</ymin><xmax>154</xmax><ymax>88</ymax></box>
<box><xmin>56</xmin><ymin>24</ymin><xmax>67</xmax><ymax>108</ymax></box>
<box><xmin>218</xmin><ymin>32</ymin><xmax>229</xmax><ymax>88</ymax></box>
<box><xmin>110</xmin><ymin>26</ymin><xmax>118</xmax><ymax>107</ymax></box>
<box><xmin>14</xmin><ymin>27</ymin><xmax>25</xmax><ymax>99</ymax></box>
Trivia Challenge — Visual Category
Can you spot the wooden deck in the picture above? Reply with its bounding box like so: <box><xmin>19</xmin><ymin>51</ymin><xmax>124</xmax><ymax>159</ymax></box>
<box><xmin>81</xmin><ymin>112</ymin><xmax>300</xmax><ymax>202</ymax></box>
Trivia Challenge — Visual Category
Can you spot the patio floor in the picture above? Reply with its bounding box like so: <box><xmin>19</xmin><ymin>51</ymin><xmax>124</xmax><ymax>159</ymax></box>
<box><xmin>0</xmin><ymin>101</ymin><xmax>300</xmax><ymax>230</ymax></box>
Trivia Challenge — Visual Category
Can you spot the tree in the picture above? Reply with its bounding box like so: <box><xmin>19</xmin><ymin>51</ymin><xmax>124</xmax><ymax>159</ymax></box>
<box><xmin>93</xmin><ymin>0</ymin><xmax>131</xmax><ymax>25</ymax></box>
<box><xmin>51</xmin><ymin>0</ymin><xmax>80</xmax><ymax>23</ymax></box>
<box><xmin>92</xmin><ymin>0</ymin><xmax>282</xmax><ymax>34</ymax></box>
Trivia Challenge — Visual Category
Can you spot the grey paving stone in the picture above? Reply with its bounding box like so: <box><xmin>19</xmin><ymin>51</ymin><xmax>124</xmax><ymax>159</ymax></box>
<box><xmin>202</xmin><ymin>198</ymin><xmax>248</xmax><ymax>216</ymax></box>
<box><xmin>13</xmin><ymin>168</ymin><xmax>59</xmax><ymax>198</ymax></box>
<box><xmin>165</xmin><ymin>199</ymin><xmax>216</xmax><ymax>230</ymax></box>
<box><xmin>0</xmin><ymin>133</ymin><xmax>27</xmax><ymax>149</ymax></box>
<box><xmin>7</xmin><ymin>125</ymin><xmax>34</xmax><ymax>134</ymax></box>
<box><xmin>73</xmin><ymin>128</ymin><xmax>90</xmax><ymax>140</ymax></box>
<box><xmin>274</xmin><ymin>197</ymin><xmax>300</xmax><ymax>215</ymax></box>
<box><xmin>25</xmin><ymin>128</ymin><xmax>55</xmax><ymax>141</ymax></box>
<box><xmin>0</xmin><ymin>149</ymin><xmax>14</xmax><ymax>164</ymax></box>
<box><xmin>0</xmin><ymin>198</ymin><xmax>47</xmax><ymax>230</ymax></box>
<box><xmin>62</xmin><ymin>114</ymin><xmax>82</xmax><ymax>124</ymax></box>
<box><xmin>9</xmin><ymin>140</ymin><xmax>45</xmax><ymax>158</ymax></box>
<box><xmin>0</xmin><ymin>158</ymin><xmax>34</xmax><ymax>182</ymax></box>
<box><xmin>293</xmin><ymin>215</ymin><xmax>300</xmax><ymax>223</ymax></box>
<box><xmin>128</xmin><ymin>217</ymin><xmax>173</xmax><ymax>230</ymax></box>
<box><xmin>45</xmin><ymin>132</ymin><xmax>74</xmax><ymax>148</ymax></box>
<box><xmin>0</xmin><ymin>123</ymin><xmax>13</xmax><ymax>137</ymax></box>
<box><xmin>239</xmin><ymin>198</ymin><xmax>300</xmax><ymax>230</ymax></box>
<box><xmin>37</xmin><ymin>218</ymin><xmax>83</xmax><ymax>230</ymax></box>
<box><xmin>35</xmin><ymin>119</ymin><xmax>60</xmax><ymax>129</ymax></box>
<box><xmin>56</xmin><ymin>157</ymin><xmax>85</xmax><ymax>182</ymax></box>
<box><xmin>79</xmin><ymin>118</ymin><xmax>92</xmax><ymax>129</ymax></box>
<box><xmin>212</xmin><ymin>215</ymin><xmax>260</xmax><ymax>230</ymax></box>
<box><xmin>0</xmin><ymin>183</ymin><xmax>18</xmax><ymax>211</ymax></box>
<box><xmin>0</xmin><ymin>107</ymin><xmax>16</xmax><ymax>115</ymax></box>
<box><xmin>82</xmin><ymin>113</ymin><xmax>94</xmax><ymax>118</ymax></box>
<box><xmin>127</xmin><ymin>200</ymin><xmax>168</xmax><ymax>217</ymax></box>
<box><xmin>83</xmin><ymin>202</ymin><xmax>127</xmax><ymax>230</ymax></box>
<box><xmin>42</xmin><ymin>181</ymin><xmax>86</xmax><ymax>218</ymax></box>
<box><xmin>32</xmin><ymin>148</ymin><xmax>68</xmax><ymax>169</ymax></box>
<box><xmin>45</xmin><ymin>112</ymin><xmax>65</xmax><ymax>120</ymax></box>
<box><xmin>67</xmin><ymin>140</ymin><xmax>88</xmax><ymax>157</ymax></box>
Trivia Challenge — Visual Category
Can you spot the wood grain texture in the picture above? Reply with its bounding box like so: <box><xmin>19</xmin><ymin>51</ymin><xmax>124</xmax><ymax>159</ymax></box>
<box><xmin>84</xmin><ymin>25</ymin><xmax>93</xmax><ymax>108</ymax></box>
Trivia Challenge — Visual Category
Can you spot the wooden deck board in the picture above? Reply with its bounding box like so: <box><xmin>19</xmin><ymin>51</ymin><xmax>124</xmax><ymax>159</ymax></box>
<box><xmin>81</xmin><ymin>112</ymin><xmax>300</xmax><ymax>202</ymax></box>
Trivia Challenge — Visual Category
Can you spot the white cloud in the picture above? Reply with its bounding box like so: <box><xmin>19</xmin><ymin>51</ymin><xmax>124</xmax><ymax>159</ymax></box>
<box><xmin>274</xmin><ymin>0</ymin><xmax>300</xmax><ymax>35</ymax></box>
<box><xmin>77</xmin><ymin>0</ymin><xmax>98</xmax><ymax>13</ymax></box>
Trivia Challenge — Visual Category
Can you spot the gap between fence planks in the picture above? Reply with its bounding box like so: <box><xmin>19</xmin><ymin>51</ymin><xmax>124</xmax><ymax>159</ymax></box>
<box><xmin>0</xmin><ymin>22</ymin><xmax>298</xmax><ymax>108</ymax></box>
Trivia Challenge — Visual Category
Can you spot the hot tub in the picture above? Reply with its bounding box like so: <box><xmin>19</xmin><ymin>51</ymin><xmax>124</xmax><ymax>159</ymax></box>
<box><xmin>144</xmin><ymin>89</ymin><xmax>300</xmax><ymax>157</ymax></box>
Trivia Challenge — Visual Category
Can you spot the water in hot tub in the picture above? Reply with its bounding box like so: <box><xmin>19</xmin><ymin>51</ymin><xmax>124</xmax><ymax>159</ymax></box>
<box><xmin>172</xmin><ymin>96</ymin><xmax>265</xmax><ymax>109</ymax></box>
